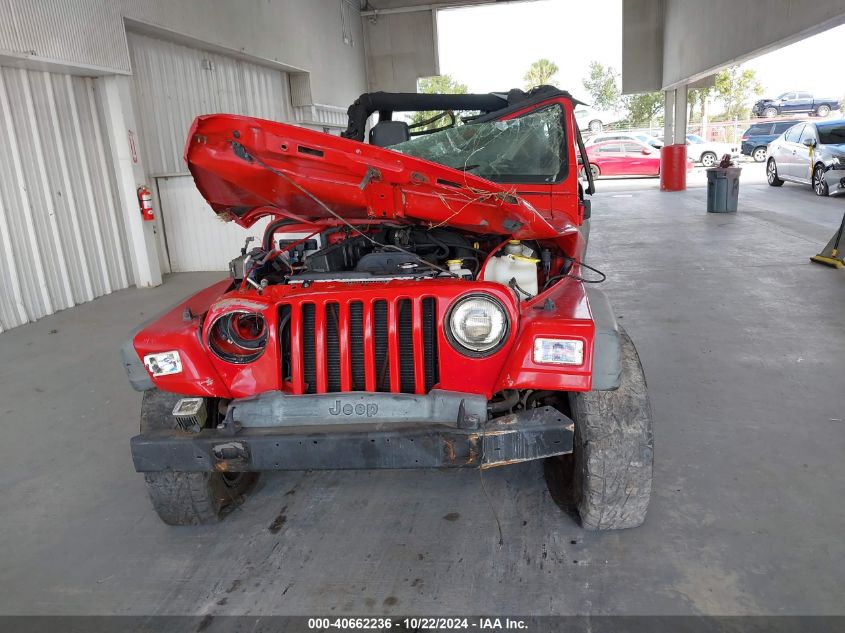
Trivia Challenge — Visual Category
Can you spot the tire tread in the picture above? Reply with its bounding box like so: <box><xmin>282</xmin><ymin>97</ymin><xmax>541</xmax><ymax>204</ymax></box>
<box><xmin>139</xmin><ymin>389</ymin><xmax>257</xmax><ymax>526</ymax></box>
<box><xmin>144</xmin><ymin>472</ymin><xmax>223</xmax><ymax>526</ymax></box>
<box><xmin>569</xmin><ymin>328</ymin><xmax>654</xmax><ymax>530</ymax></box>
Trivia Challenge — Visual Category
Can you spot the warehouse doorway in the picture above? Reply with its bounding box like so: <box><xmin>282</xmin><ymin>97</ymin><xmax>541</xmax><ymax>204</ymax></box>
<box><xmin>128</xmin><ymin>31</ymin><xmax>291</xmax><ymax>272</ymax></box>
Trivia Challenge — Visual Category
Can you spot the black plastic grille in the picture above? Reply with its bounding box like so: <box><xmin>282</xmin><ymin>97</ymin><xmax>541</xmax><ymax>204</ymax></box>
<box><xmin>373</xmin><ymin>300</ymin><xmax>390</xmax><ymax>392</ymax></box>
<box><xmin>325</xmin><ymin>302</ymin><xmax>341</xmax><ymax>392</ymax></box>
<box><xmin>302</xmin><ymin>303</ymin><xmax>316</xmax><ymax>394</ymax></box>
<box><xmin>422</xmin><ymin>297</ymin><xmax>439</xmax><ymax>392</ymax></box>
<box><xmin>349</xmin><ymin>302</ymin><xmax>365</xmax><ymax>391</ymax></box>
<box><xmin>279</xmin><ymin>304</ymin><xmax>292</xmax><ymax>383</ymax></box>
<box><xmin>397</xmin><ymin>299</ymin><xmax>415</xmax><ymax>393</ymax></box>
<box><xmin>281</xmin><ymin>298</ymin><xmax>438</xmax><ymax>394</ymax></box>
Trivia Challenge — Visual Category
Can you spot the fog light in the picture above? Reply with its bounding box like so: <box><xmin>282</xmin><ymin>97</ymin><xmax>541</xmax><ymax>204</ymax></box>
<box><xmin>143</xmin><ymin>350</ymin><xmax>182</xmax><ymax>376</ymax></box>
<box><xmin>533</xmin><ymin>338</ymin><xmax>584</xmax><ymax>365</ymax></box>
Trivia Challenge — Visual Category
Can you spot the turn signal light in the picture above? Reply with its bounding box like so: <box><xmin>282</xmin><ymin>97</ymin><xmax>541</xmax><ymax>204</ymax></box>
<box><xmin>533</xmin><ymin>338</ymin><xmax>584</xmax><ymax>365</ymax></box>
<box><xmin>143</xmin><ymin>351</ymin><xmax>182</xmax><ymax>376</ymax></box>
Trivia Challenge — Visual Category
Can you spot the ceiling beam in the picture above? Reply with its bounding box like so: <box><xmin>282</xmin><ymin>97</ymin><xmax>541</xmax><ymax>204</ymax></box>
<box><xmin>361</xmin><ymin>0</ymin><xmax>536</xmax><ymax>17</ymax></box>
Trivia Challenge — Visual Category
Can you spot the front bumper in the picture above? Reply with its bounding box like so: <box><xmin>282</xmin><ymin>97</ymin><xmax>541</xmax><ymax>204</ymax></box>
<box><xmin>131</xmin><ymin>390</ymin><xmax>575</xmax><ymax>471</ymax></box>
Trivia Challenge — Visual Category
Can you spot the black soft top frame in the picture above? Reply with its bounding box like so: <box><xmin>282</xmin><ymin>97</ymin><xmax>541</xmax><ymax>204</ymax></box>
<box><xmin>341</xmin><ymin>85</ymin><xmax>583</xmax><ymax>142</ymax></box>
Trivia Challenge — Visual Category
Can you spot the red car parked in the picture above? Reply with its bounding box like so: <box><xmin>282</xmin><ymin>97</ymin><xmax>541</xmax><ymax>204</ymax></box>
<box><xmin>584</xmin><ymin>139</ymin><xmax>693</xmax><ymax>177</ymax></box>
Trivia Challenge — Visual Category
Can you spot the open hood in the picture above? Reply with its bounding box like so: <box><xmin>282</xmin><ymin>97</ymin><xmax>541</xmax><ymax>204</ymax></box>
<box><xmin>184</xmin><ymin>114</ymin><xmax>572</xmax><ymax>240</ymax></box>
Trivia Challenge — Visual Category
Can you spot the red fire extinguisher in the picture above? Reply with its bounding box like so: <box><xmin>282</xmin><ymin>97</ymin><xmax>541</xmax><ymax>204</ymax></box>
<box><xmin>137</xmin><ymin>185</ymin><xmax>155</xmax><ymax>222</ymax></box>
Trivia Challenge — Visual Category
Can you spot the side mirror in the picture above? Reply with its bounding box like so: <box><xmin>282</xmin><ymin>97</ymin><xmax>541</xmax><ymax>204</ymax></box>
<box><xmin>642</xmin><ymin>148</ymin><xmax>652</xmax><ymax>155</ymax></box>
<box><xmin>802</xmin><ymin>138</ymin><xmax>816</xmax><ymax>148</ymax></box>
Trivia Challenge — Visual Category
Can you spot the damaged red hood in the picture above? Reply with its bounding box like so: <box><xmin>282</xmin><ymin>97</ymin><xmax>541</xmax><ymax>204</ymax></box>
<box><xmin>184</xmin><ymin>114</ymin><xmax>572</xmax><ymax>239</ymax></box>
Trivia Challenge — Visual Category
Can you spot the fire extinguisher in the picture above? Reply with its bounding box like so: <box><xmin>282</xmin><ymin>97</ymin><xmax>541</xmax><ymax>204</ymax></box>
<box><xmin>137</xmin><ymin>185</ymin><xmax>155</xmax><ymax>222</ymax></box>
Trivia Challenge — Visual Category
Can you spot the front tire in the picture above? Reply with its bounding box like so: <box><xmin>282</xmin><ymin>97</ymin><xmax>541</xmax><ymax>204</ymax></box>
<box><xmin>815</xmin><ymin>104</ymin><xmax>831</xmax><ymax>117</ymax></box>
<box><xmin>566</xmin><ymin>328</ymin><xmax>654</xmax><ymax>530</ymax></box>
<box><xmin>589</xmin><ymin>164</ymin><xmax>601</xmax><ymax>179</ymax></box>
<box><xmin>767</xmin><ymin>158</ymin><xmax>784</xmax><ymax>186</ymax></box>
<box><xmin>752</xmin><ymin>147</ymin><xmax>767</xmax><ymax>163</ymax></box>
<box><xmin>701</xmin><ymin>151</ymin><xmax>717</xmax><ymax>167</ymax></box>
<box><xmin>140</xmin><ymin>389</ymin><xmax>258</xmax><ymax>525</ymax></box>
<box><xmin>763</xmin><ymin>106</ymin><xmax>778</xmax><ymax>118</ymax></box>
<box><xmin>813</xmin><ymin>164</ymin><xmax>829</xmax><ymax>197</ymax></box>
<box><xmin>144</xmin><ymin>471</ymin><xmax>256</xmax><ymax>526</ymax></box>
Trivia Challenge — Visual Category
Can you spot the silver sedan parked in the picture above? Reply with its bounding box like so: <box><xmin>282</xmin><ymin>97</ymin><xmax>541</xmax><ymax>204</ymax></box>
<box><xmin>766</xmin><ymin>119</ymin><xmax>845</xmax><ymax>196</ymax></box>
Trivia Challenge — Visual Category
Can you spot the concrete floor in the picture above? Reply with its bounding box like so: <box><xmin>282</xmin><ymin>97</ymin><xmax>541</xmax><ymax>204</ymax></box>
<box><xmin>1</xmin><ymin>163</ymin><xmax>844</xmax><ymax>616</ymax></box>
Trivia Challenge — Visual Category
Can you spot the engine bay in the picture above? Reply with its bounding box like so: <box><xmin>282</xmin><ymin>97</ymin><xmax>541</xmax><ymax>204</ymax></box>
<box><xmin>227</xmin><ymin>223</ymin><xmax>581</xmax><ymax>299</ymax></box>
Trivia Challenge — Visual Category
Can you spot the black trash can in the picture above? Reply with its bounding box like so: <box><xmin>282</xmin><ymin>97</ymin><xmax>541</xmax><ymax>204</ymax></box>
<box><xmin>706</xmin><ymin>167</ymin><xmax>741</xmax><ymax>212</ymax></box>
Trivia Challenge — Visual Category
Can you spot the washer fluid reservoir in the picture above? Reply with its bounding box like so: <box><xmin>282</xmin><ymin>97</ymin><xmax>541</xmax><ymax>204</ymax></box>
<box><xmin>482</xmin><ymin>241</ymin><xmax>540</xmax><ymax>298</ymax></box>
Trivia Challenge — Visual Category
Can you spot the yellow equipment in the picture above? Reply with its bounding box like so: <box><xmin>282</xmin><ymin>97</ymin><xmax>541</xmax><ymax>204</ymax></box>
<box><xmin>811</xmin><ymin>211</ymin><xmax>845</xmax><ymax>269</ymax></box>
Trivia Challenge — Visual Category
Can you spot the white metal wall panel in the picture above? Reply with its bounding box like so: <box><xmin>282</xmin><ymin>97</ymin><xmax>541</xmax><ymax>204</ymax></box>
<box><xmin>1</xmin><ymin>0</ymin><xmax>368</xmax><ymax>108</ymax></box>
<box><xmin>128</xmin><ymin>32</ymin><xmax>293</xmax><ymax>271</ymax></box>
<box><xmin>0</xmin><ymin>65</ymin><xmax>132</xmax><ymax>332</ymax></box>
<box><xmin>156</xmin><ymin>177</ymin><xmax>269</xmax><ymax>273</ymax></box>
<box><xmin>128</xmin><ymin>32</ymin><xmax>293</xmax><ymax>177</ymax></box>
<box><xmin>0</xmin><ymin>0</ymin><xmax>128</xmax><ymax>73</ymax></box>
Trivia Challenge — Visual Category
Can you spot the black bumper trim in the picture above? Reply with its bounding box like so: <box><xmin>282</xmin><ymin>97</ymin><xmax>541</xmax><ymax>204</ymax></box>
<box><xmin>130</xmin><ymin>406</ymin><xmax>574</xmax><ymax>472</ymax></box>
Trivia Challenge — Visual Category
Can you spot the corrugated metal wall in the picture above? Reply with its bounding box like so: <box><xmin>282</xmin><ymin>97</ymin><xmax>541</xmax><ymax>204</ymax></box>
<box><xmin>0</xmin><ymin>65</ymin><xmax>133</xmax><ymax>332</ymax></box>
<box><xmin>156</xmin><ymin>177</ymin><xmax>270</xmax><ymax>273</ymax></box>
<box><xmin>128</xmin><ymin>31</ymin><xmax>293</xmax><ymax>177</ymax></box>
<box><xmin>127</xmin><ymin>32</ymin><xmax>293</xmax><ymax>272</ymax></box>
<box><xmin>0</xmin><ymin>1</ymin><xmax>129</xmax><ymax>73</ymax></box>
<box><xmin>0</xmin><ymin>1</ymin><xmax>368</xmax><ymax>109</ymax></box>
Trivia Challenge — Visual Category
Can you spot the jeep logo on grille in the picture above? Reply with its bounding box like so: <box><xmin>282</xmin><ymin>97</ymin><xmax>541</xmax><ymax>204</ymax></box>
<box><xmin>328</xmin><ymin>400</ymin><xmax>378</xmax><ymax>417</ymax></box>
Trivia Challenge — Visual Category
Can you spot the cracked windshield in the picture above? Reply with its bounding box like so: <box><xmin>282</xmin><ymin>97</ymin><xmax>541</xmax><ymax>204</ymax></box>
<box><xmin>388</xmin><ymin>105</ymin><xmax>565</xmax><ymax>183</ymax></box>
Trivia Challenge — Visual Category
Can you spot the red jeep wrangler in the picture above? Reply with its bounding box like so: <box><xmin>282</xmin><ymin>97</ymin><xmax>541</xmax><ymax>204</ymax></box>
<box><xmin>123</xmin><ymin>86</ymin><xmax>653</xmax><ymax>529</ymax></box>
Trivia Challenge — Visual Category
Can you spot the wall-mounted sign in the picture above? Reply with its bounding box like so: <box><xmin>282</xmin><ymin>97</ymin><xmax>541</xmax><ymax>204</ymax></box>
<box><xmin>128</xmin><ymin>130</ymin><xmax>138</xmax><ymax>164</ymax></box>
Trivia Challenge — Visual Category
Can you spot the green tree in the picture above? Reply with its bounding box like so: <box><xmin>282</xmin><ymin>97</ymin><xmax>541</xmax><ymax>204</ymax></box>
<box><xmin>410</xmin><ymin>75</ymin><xmax>469</xmax><ymax>130</ymax></box>
<box><xmin>714</xmin><ymin>66</ymin><xmax>763</xmax><ymax>119</ymax></box>
<box><xmin>687</xmin><ymin>85</ymin><xmax>714</xmax><ymax>124</ymax></box>
<box><xmin>523</xmin><ymin>58</ymin><xmax>559</xmax><ymax>91</ymax></box>
<box><xmin>582</xmin><ymin>61</ymin><xmax>621</xmax><ymax>111</ymax></box>
<box><xmin>622</xmin><ymin>92</ymin><xmax>664</xmax><ymax>127</ymax></box>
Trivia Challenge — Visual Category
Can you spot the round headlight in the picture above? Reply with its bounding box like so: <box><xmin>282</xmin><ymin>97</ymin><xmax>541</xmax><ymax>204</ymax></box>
<box><xmin>447</xmin><ymin>294</ymin><xmax>509</xmax><ymax>355</ymax></box>
<box><xmin>208</xmin><ymin>311</ymin><xmax>268</xmax><ymax>364</ymax></box>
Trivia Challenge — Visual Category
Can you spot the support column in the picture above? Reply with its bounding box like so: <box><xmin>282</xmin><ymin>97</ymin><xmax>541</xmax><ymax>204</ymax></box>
<box><xmin>673</xmin><ymin>84</ymin><xmax>688</xmax><ymax>145</ymax></box>
<box><xmin>660</xmin><ymin>85</ymin><xmax>688</xmax><ymax>191</ymax></box>
<box><xmin>663</xmin><ymin>89</ymin><xmax>674</xmax><ymax>145</ymax></box>
<box><xmin>99</xmin><ymin>75</ymin><xmax>162</xmax><ymax>288</ymax></box>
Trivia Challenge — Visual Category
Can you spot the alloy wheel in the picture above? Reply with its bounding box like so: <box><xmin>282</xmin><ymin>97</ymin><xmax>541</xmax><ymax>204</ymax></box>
<box><xmin>813</xmin><ymin>166</ymin><xmax>829</xmax><ymax>196</ymax></box>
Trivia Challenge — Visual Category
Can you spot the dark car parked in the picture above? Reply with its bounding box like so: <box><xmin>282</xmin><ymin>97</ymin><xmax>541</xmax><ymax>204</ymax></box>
<box><xmin>752</xmin><ymin>92</ymin><xmax>840</xmax><ymax>118</ymax></box>
<box><xmin>741</xmin><ymin>120</ymin><xmax>805</xmax><ymax>162</ymax></box>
